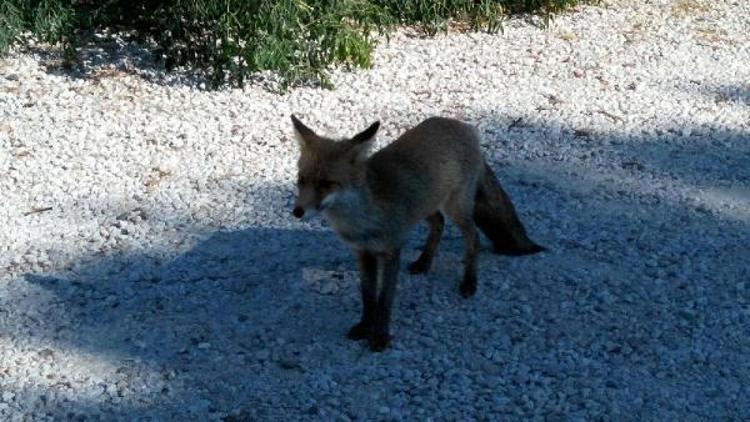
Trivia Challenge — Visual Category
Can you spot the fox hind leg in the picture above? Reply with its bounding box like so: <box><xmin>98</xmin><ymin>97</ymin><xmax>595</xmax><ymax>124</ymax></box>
<box><xmin>444</xmin><ymin>189</ymin><xmax>480</xmax><ymax>298</ymax></box>
<box><xmin>408</xmin><ymin>212</ymin><xmax>445</xmax><ymax>274</ymax></box>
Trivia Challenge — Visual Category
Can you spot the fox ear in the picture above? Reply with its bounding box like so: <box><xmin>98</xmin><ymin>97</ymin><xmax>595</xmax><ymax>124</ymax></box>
<box><xmin>351</xmin><ymin>121</ymin><xmax>380</xmax><ymax>145</ymax></box>
<box><xmin>347</xmin><ymin>121</ymin><xmax>379</xmax><ymax>162</ymax></box>
<box><xmin>291</xmin><ymin>114</ymin><xmax>319</xmax><ymax>148</ymax></box>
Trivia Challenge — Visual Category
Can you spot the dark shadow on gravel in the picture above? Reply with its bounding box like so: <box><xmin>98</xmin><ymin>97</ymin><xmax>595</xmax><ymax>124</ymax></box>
<box><xmin>680</xmin><ymin>81</ymin><xmax>750</xmax><ymax>106</ymax></box>
<box><xmin>482</xmin><ymin>110</ymin><xmax>750</xmax><ymax>213</ymax></box>
<box><xmin>9</xmin><ymin>120</ymin><xmax>750</xmax><ymax>419</ymax></box>
<box><xmin>19</xmin><ymin>224</ymin><xmax>361</xmax><ymax>418</ymax></box>
<box><xmin>17</xmin><ymin>32</ymin><xmax>207</xmax><ymax>89</ymax></box>
<box><xmin>473</xmin><ymin>116</ymin><xmax>750</xmax><ymax>418</ymax></box>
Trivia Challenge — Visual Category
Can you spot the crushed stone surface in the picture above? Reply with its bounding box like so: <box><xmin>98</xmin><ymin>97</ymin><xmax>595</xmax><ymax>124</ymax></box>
<box><xmin>1</xmin><ymin>0</ymin><xmax>749</xmax><ymax>419</ymax></box>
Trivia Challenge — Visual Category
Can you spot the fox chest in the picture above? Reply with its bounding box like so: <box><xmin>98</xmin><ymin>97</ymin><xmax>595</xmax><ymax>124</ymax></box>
<box><xmin>325</xmin><ymin>214</ymin><xmax>389</xmax><ymax>252</ymax></box>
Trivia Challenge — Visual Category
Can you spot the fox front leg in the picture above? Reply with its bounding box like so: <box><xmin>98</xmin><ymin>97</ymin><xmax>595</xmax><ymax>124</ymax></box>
<box><xmin>347</xmin><ymin>250</ymin><xmax>378</xmax><ymax>341</ymax></box>
<box><xmin>369</xmin><ymin>248</ymin><xmax>401</xmax><ymax>352</ymax></box>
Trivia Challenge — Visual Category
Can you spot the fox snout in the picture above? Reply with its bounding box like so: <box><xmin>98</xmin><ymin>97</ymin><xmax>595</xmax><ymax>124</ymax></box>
<box><xmin>292</xmin><ymin>191</ymin><xmax>337</xmax><ymax>219</ymax></box>
<box><xmin>292</xmin><ymin>185</ymin><xmax>318</xmax><ymax>219</ymax></box>
<box><xmin>291</xmin><ymin>198</ymin><xmax>324</xmax><ymax>219</ymax></box>
<box><xmin>292</xmin><ymin>190</ymin><xmax>319</xmax><ymax>219</ymax></box>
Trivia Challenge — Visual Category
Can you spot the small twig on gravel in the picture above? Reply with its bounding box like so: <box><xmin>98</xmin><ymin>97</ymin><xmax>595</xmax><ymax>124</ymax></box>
<box><xmin>573</xmin><ymin>129</ymin><xmax>592</xmax><ymax>138</ymax></box>
<box><xmin>597</xmin><ymin>110</ymin><xmax>625</xmax><ymax>122</ymax></box>
<box><xmin>145</xmin><ymin>168</ymin><xmax>172</xmax><ymax>190</ymax></box>
<box><xmin>23</xmin><ymin>206</ymin><xmax>53</xmax><ymax>216</ymax></box>
<box><xmin>508</xmin><ymin>117</ymin><xmax>525</xmax><ymax>129</ymax></box>
<box><xmin>544</xmin><ymin>93</ymin><xmax>565</xmax><ymax>106</ymax></box>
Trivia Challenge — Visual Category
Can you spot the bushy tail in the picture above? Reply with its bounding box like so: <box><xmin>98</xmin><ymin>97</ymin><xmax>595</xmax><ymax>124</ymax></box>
<box><xmin>473</xmin><ymin>161</ymin><xmax>546</xmax><ymax>255</ymax></box>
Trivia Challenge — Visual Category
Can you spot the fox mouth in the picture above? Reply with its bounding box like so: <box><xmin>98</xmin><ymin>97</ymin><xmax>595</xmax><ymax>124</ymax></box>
<box><xmin>319</xmin><ymin>191</ymin><xmax>339</xmax><ymax>210</ymax></box>
<box><xmin>292</xmin><ymin>192</ymin><xmax>339</xmax><ymax>218</ymax></box>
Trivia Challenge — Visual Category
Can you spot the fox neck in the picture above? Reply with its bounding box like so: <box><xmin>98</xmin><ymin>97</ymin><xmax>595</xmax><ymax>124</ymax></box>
<box><xmin>321</xmin><ymin>161</ymin><xmax>371</xmax><ymax>218</ymax></box>
<box><xmin>321</xmin><ymin>171</ymin><xmax>385</xmax><ymax>251</ymax></box>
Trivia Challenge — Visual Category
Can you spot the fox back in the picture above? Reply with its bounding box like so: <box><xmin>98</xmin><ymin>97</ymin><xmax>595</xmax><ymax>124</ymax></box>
<box><xmin>293</xmin><ymin>116</ymin><xmax>483</xmax><ymax>251</ymax></box>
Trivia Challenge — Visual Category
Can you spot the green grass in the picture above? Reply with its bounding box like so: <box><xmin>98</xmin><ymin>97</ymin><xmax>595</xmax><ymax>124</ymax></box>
<box><xmin>0</xmin><ymin>0</ymin><xmax>585</xmax><ymax>88</ymax></box>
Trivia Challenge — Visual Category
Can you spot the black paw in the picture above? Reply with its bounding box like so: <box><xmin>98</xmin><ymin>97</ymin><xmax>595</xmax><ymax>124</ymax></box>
<box><xmin>408</xmin><ymin>258</ymin><xmax>430</xmax><ymax>274</ymax></box>
<box><xmin>459</xmin><ymin>276</ymin><xmax>477</xmax><ymax>298</ymax></box>
<box><xmin>346</xmin><ymin>322</ymin><xmax>371</xmax><ymax>340</ymax></box>
<box><xmin>368</xmin><ymin>332</ymin><xmax>390</xmax><ymax>352</ymax></box>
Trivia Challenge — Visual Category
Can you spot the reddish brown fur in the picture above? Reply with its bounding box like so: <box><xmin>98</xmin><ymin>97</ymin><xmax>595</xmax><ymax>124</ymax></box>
<box><xmin>290</xmin><ymin>115</ymin><xmax>544</xmax><ymax>351</ymax></box>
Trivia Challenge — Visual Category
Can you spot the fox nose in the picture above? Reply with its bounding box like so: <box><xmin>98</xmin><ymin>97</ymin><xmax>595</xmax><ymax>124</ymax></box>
<box><xmin>292</xmin><ymin>206</ymin><xmax>305</xmax><ymax>218</ymax></box>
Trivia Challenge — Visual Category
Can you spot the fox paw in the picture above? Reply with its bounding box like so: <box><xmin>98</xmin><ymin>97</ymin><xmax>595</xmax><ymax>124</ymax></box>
<box><xmin>408</xmin><ymin>259</ymin><xmax>431</xmax><ymax>274</ymax></box>
<box><xmin>459</xmin><ymin>278</ymin><xmax>477</xmax><ymax>298</ymax></box>
<box><xmin>346</xmin><ymin>322</ymin><xmax>371</xmax><ymax>340</ymax></box>
<box><xmin>368</xmin><ymin>332</ymin><xmax>390</xmax><ymax>352</ymax></box>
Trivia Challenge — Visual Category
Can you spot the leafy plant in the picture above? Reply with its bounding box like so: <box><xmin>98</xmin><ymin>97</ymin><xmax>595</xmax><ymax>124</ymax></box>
<box><xmin>0</xmin><ymin>0</ymin><xmax>586</xmax><ymax>87</ymax></box>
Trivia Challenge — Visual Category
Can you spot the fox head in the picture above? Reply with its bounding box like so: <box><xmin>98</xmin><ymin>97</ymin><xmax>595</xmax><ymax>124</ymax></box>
<box><xmin>289</xmin><ymin>115</ymin><xmax>380</xmax><ymax>219</ymax></box>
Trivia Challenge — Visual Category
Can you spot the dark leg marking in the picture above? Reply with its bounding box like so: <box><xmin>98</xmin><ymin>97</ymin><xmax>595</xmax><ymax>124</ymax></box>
<box><xmin>369</xmin><ymin>248</ymin><xmax>401</xmax><ymax>352</ymax></box>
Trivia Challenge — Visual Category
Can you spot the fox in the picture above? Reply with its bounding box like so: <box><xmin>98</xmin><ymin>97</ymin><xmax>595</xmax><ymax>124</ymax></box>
<box><xmin>289</xmin><ymin>115</ymin><xmax>545</xmax><ymax>351</ymax></box>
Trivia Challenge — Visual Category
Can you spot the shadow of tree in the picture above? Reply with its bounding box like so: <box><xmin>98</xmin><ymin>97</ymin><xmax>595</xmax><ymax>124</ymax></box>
<box><xmin>17</xmin><ymin>226</ymin><xmax>360</xmax><ymax>418</ymax></box>
<box><xmin>17</xmin><ymin>31</ymin><xmax>205</xmax><ymax>88</ymax></box>
<box><xmin>678</xmin><ymin>81</ymin><xmax>750</xmax><ymax>106</ymax></box>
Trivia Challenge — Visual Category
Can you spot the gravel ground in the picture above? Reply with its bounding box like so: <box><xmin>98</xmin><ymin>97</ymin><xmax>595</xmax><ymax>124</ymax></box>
<box><xmin>2</xmin><ymin>0</ymin><xmax>749</xmax><ymax>419</ymax></box>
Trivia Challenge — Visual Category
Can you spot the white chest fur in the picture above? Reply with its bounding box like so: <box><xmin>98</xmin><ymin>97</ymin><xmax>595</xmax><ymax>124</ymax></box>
<box><xmin>322</xmin><ymin>189</ymin><xmax>387</xmax><ymax>251</ymax></box>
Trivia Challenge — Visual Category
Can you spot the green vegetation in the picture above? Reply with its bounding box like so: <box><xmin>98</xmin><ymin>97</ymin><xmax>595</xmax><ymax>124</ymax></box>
<box><xmin>0</xmin><ymin>0</ymin><xmax>584</xmax><ymax>88</ymax></box>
